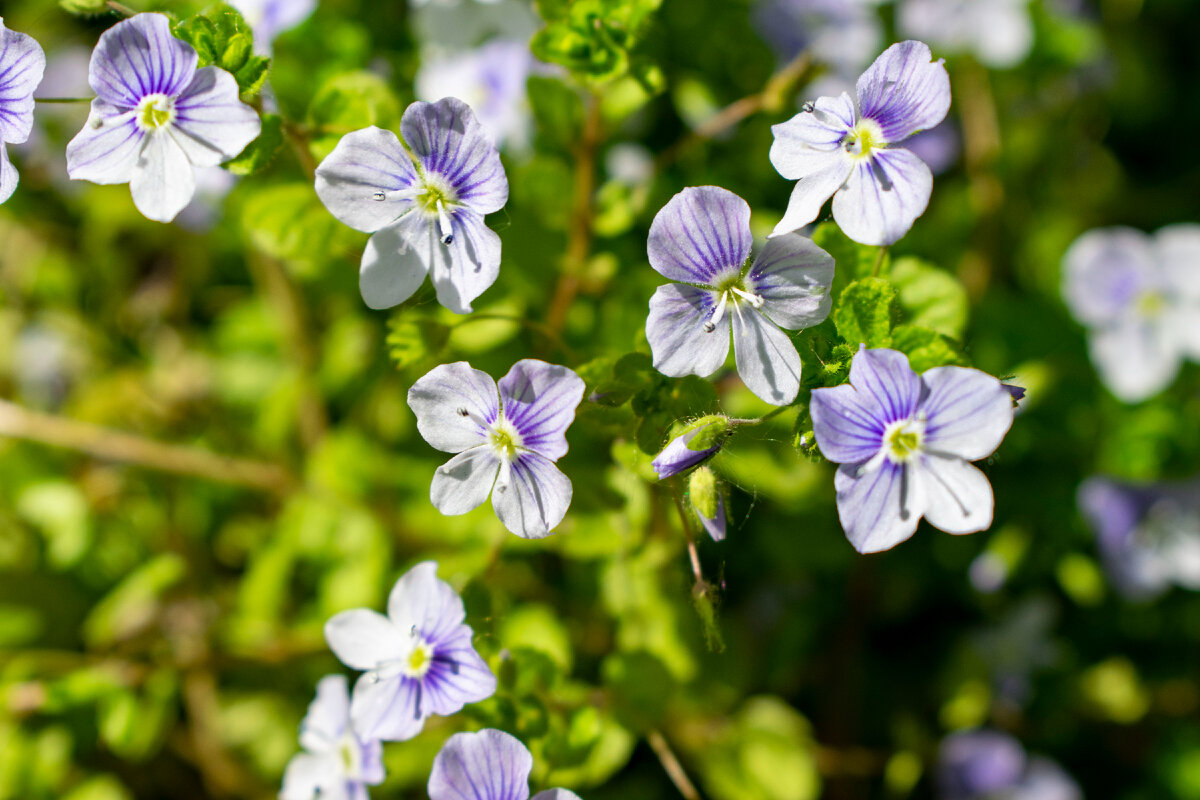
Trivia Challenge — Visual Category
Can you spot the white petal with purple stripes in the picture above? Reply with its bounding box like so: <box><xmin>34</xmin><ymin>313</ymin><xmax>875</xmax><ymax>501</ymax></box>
<box><xmin>0</xmin><ymin>20</ymin><xmax>45</xmax><ymax>204</ymax></box>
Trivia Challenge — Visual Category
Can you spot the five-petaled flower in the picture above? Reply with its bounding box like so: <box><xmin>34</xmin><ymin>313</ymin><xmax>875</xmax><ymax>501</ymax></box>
<box><xmin>280</xmin><ymin>675</ymin><xmax>385</xmax><ymax>800</ymax></box>
<box><xmin>769</xmin><ymin>40</ymin><xmax>951</xmax><ymax>246</ymax></box>
<box><xmin>810</xmin><ymin>346</ymin><xmax>1014</xmax><ymax>553</ymax></box>
<box><xmin>429</xmin><ymin>729</ymin><xmax>582</xmax><ymax>800</ymax></box>
<box><xmin>1061</xmin><ymin>224</ymin><xmax>1200</xmax><ymax>403</ymax></box>
<box><xmin>645</xmin><ymin>186</ymin><xmax>835</xmax><ymax>406</ymax></box>
<box><xmin>0</xmin><ymin>18</ymin><xmax>45</xmax><ymax>205</ymax></box>
<box><xmin>315</xmin><ymin>97</ymin><xmax>509</xmax><ymax>313</ymax></box>
<box><xmin>324</xmin><ymin>561</ymin><xmax>496</xmax><ymax>742</ymax></box>
<box><xmin>408</xmin><ymin>359</ymin><xmax>585</xmax><ymax>539</ymax></box>
<box><xmin>65</xmin><ymin>13</ymin><xmax>261</xmax><ymax>223</ymax></box>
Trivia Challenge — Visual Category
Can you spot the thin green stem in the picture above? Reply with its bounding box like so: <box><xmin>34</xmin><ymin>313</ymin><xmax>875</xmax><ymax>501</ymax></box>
<box><xmin>35</xmin><ymin>97</ymin><xmax>94</xmax><ymax>104</ymax></box>
<box><xmin>107</xmin><ymin>0</ymin><xmax>136</xmax><ymax>15</ymax></box>
<box><xmin>647</xmin><ymin>729</ymin><xmax>703</xmax><ymax>800</ymax></box>
<box><xmin>668</xmin><ymin>482</ymin><xmax>706</xmax><ymax>590</ymax></box>
<box><xmin>728</xmin><ymin>404</ymin><xmax>795</xmax><ymax>427</ymax></box>
<box><xmin>872</xmin><ymin>246</ymin><xmax>888</xmax><ymax>277</ymax></box>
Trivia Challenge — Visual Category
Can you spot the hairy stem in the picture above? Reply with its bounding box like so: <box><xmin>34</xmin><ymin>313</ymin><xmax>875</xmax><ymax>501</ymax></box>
<box><xmin>669</xmin><ymin>482</ymin><xmax>706</xmax><ymax>590</ymax></box>
<box><xmin>647</xmin><ymin>729</ymin><xmax>704</xmax><ymax>800</ymax></box>
<box><xmin>0</xmin><ymin>399</ymin><xmax>294</xmax><ymax>495</ymax></box>
<box><xmin>107</xmin><ymin>1</ymin><xmax>136</xmax><ymax>15</ymax></box>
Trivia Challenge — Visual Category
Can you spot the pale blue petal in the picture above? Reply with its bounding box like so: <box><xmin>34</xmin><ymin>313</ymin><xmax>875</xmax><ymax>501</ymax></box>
<box><xmin>324</xmin><ymin>609</ymin><xmax>405</xmax><ymax>671</ymax></box>
<box><xmin>745</xmin><ymin>233</ymin><xmax>835</xmax><ymax>330</ymax></box>
<box><xmin>768</xmin><ymin>92</ymin><xmax>855</xmax><ymax>180</ymax></box>
<box><xmin>170</xmin><ymin>66</ymin><xmax>261</xmax><ymax>167</ymax></box>
<box><xmin>648</xmin><ymin>186</ymin><xmax>751</xmax><ymax>284</ymax></box>
<box><xmin>831</xmin><ymin>147</ymin><xmax>932</xmax><ymax>246</ymax></box>
<box><xmin>856</xmin><ymin>40</ymin><xmax>951</xmax><ymax>143</ymax></box>
<box><xmin>88</xmin><ymin>13</ymin><xmax>198</xmax><ymax>108</ymax></box>
<box><xmin>428</xmin><ymin>729</ymin><xmax>533</xmax><ymax>800</ymax></box>
<box><xmin>298</xmin><ymin>675</ymin><xmax>351</xmax><ymax>752</ymax></box>
<box><xmin>937</xmin><ymin>729</ymin><xmax>1026</xmax><ymax>800</ymax></box>
<box><xmin>647</xmin><ymin>283</ymin><xmax>729</xmax><ymax>378</ymax></box>
<box><xmin>422</xmin><ymin>631</ymin><xmax>497</xmax><ymax>713</ymax></box>
<box><xmin>0</xmin><ymin>143</ymin><xmax>16</xmax><ymax>203</ymax></box>
<box><xmin>810</xmin><ymin>383</ymin><xmax>886</xmax><ymax>465</ymax></box>
<box><xmin>847</xmin><ymin>347</ymin><xmax>922</xmax><ymax>423</ymax></box>
<box><xmin>497</xmin><ymin>360</ymin><xmax>585</xmax><ymax>461</ymax></box>
<box><xmin>350</xmin><ymin>674</ymin><xmax>425</xmax><ymax>742</ymax></box>
<box><xmin>915</xmin><ymin>453</ymin><xmax>994</xmax><ymax>535</ymax></box>
<box><xmin>66</xmin><ymin>102</ymin><xmax>142</xmax><ymax>184</ymax></box>
<box><xmin>834</xmin><ymin>461</ymin><xmax>923</xmax><ymax>553</ymax></box>
<box><xmin>492</xmin><ymin>452</ymin><xmax>572</xmax><ymax>539</ymax></box>
<box><xmin>920</xmin><ymin>365</ymin><xmax>1013</xmax><ymax>460</ymax></box>
<box><xmin>280</xmin><ymin>752</ymin><xmax>338</xmax><ymax>800</ymax></box>
<box><xmin>431</xmin><ymin>447</ymin><xmax>500</xmax><ymax>516</ymax></box>
<box><xmin>129</xmin><ymin>130</ymin><xmax>195</xmax><ymax>222</ymax></box>
<box><xmin>315</xmin><ymin>126</ymin><xmax>419</xmax><ymax>234</ymax></box>
<box><xmin>0</xmin><ymin>22</ymin><xmax>46</xmax><ymax>144</ymax></box>
<box><xmin>407</xmin><ymin>361</ymin><xmax>499</xmax><ymax>452</ymax></box>
<box><xmin>1089</xmin><ymin>315</ymin><xmax>1180</xmax><ymax>403</ymax></box>
<box><xmin>1061</xmin><ymin>227</ymin><xmax>1155</xmax><ymax>327</ymax></box>
<box><xmin>359</xmin><ymin>213</ymin><xmax>433</xmax><ymax>310</ymax></box>
<box><xmin>770</xmin><ymin>155</ymin><xmax>852</xmax><ymax>237</ymax></box>
<box><xmin>401</xmin><ymin>97</ymin><xmax>508</xmax><ymax>214</ymax></box>
<box><xmin>385</xmin><ymin>561</ymin><xmax>467</xmax><ymax>642</ymax></box>
<box><xmin>731</xmin><ymin>306</ymin><xmax>802</xmax><ymax>405</ymax></box>
<box><xmin>429</xmin><ymin>207</ymin><xmax>501</xmax><ymax>314</ymax></box>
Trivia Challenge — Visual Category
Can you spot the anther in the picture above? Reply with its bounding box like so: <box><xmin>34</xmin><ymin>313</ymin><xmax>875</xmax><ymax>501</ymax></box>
<box><xmin>801</xmin><ymin>101</ymin><xmax>815</xmax><ymax>113</ymax></box>
<box><xmin>457</xmin><ymin>407</ymin><xmax>470</xmax><ymax>417</ymax></box>
<box><xmin>372</xmin><ymin>191</ymin><xmax>386</xmax><ymax>201</ymax></box>
<box><xmin>436</xmin><ymin>199</ymin><xmax>454</xmax><ymax>246</ymax></box>
<box><xmin>731</xmin><ymin>287</ymin><xmax>764</xmax><ymax>308</ymax></box>
<box><xmin>705</xmin><ymin>291</ymin><xmax>729</xmax><ymax>333</ymax></box>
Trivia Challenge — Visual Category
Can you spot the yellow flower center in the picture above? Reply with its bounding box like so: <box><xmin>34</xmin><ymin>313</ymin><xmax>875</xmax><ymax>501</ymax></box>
<box><xmin>136</xmin><ymin>94</ymin><xmax>175</xmax><ymax>131</ymax></box>
<box><xmin>884</xmin><ymin>419</ymin><xmax>924</xmax><ymax>463</ymax></box>
<box><xmin>1136</xmin><ymin>291</ymin><xmax>1166</xmax><ymax>317</ymax></box>
<box><xmin>401</xmin><ymin>638</ymin><xmax>435</xmax><ymax>679</ymax></box>
<box><xmin>488</xmin><ymin>417</ymin><xmax>523</xmax><ymax>461</ymax></box>
<box><xmin>844</xmin><ymin>119</ymin><xmax>885</xmax><ymax>160</ymax></box>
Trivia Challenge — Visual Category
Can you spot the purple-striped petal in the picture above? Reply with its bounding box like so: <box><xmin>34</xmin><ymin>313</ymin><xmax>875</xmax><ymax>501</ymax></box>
<box><xmin>324</xmin><ymin>609</ymin><xmax>406</xmax><ymax>671</ymax></box>
<box><xmin>834</xmin><ymin>461</ymin><xmax>924</xmax><ymax>553</ymax></box>
<box><xmin>920</xmin><ymin>365</ymin><xmax>1014</xmax><ymax>460</ymax></box>
<box><xmin>385</xmin><ymin>561</ymin><xmax>467</xmax><ymax>642</ymax></box>
<box><xmin>129</xmin><ymin>130</ymin><xmax>195</xmax><ymax>222</ymax></box>
<box><xmin>769</xmin><ymin>93</ymin><xmax>856</xmax><ymax>180</ymax></box>
<box><xmin>745</xmin><ymin>233</ymin><xmax>835</xmax><ymax>330</ymax></box>
<box><xmin>431</xmin><ymin>447</ymin><xmax>501</xmax><ymax>517</ymax></box>
<box><xmin>315</xmin><ymin>126</ymin><xmax>420</xmax><ymax>234</ymax></box>
<box><xmin>770</xmin><ymin>154</ymin><xmax>854</xmax><ymax>237</ymax></box>
<box><xmin>359</xmin><ymin>213</ymin><xmax>434</xmax><ymax>310</ymax></box>
<box><xmin>856</xmin><ymin>40</ymin><xmax>951</xmax><ymax>143</ymax></box>
<box><xmin>652</xmin><ymin>426</ymin><xmax>722</xmax><ymax>480</ymax></box>
<box><xmin>1061</xmin><ymin>227</ymin><xmax>1155</xmax><ymax>327</ymax></box>
<box><xmin>831</xmin><ymin>147</ymin><xmax>933</xmax><ymax>246</ymax></box>
<box><xmin>648</xmin><ymin>186</ymin><xmax>751</xmax><ymax>285</ymax></box>
<box><xmin>88</xmin><ymin>14</ymin><xmax>198</xmax><ymax>108</ymax></box>
<box><xmin>0</xmin><ymin>144</ymin><xmax>16</xmax><ymax>203</ymax></box>
<box><xmin>916</xmin><ymin>453</ymin><xmax>994</xmax><ymax>534</ymax></box>
<box><xmin>422</xmin><ymin>630</ymin><xmax>497</xmax><ymax>713</ymax></box>
<box><xmin>647</xmin><ymin>283</ymin><xmax>730</xmax><ymax>379</ymax></box>
<box><xmin>407</xmin><ymin>361</ymin><xmax>499</xmax><ymax>453</ymax></box>
<box><xmin>350</xmin><ymin>674</ymin><xmax>424</xmax><ymax>742</ymax></box>
<box><xmin>847</xmin><ymin>347</ymin><xmax>923</xmax><ymax>424</ymax></box>
<box><xmin>66</xmin><ymin>102</ymin><xmax>143</xmax><ymax>184</ymax></box>
<box><xmin>170</xmin><ymin>66</ymin><xmax>261</xmax><ymax>166</ymax></box>
<box><xmin>298</xmin><ymin>675</ymin><xmax>351</xmax><ymax>751</ymax></box>
<box><xmin>497</xmin><ymin>360</ymin><xmax>585</xmax><ymax>461</ymax></box>
<box><xmin>810</xmin><ymin>383</ymin><xmax>886</xmax><ymax>465</ymax></box>
<box><xmin>428</xmin><ymin>207</ymin><xmax>502</xmax><ymax>314</ymax></box>
<box><xmin>698</xmin><ymin>493</ymin><xmax>726</xmax><ymax>542</ymax></box>
<box><xmin>731</xmin><ymin>306</ymin><xmax>802</xmax><ymax>405</ymax></box>
<box><xmin>492</xmin><ymin>452</ymin><xmax>572</xmax><ymax>539</ymax></box>
<box><xmin>428</xmin><ymin>729</ymin><xmax>533</xmax><ymax>800</ymax></box>
<box><xmin>401</xmin><ymin>97</ymin><xmax>508</xmax><ymax>214</ymax></box>
<box><xmin>0</xmin><ymin>21</ymin><xmax>46</xmax><ymax>144</ymax></box>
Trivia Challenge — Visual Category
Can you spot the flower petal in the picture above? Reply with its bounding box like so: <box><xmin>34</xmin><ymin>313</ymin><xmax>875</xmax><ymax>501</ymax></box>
<box><xmin>1089</xmin><ymin>315</ymin><xmax>1180</xmax><ymax>403</ymax></box>
<box><xmin>1061</xmin><ymin>227</ymin><xmax>1155</xmax><ymax>327</ymax></box>
<box><xmin>130</xmin><ymin>131</ymin><xmax>196</xmax><ymax>222</ymax></box>
<box><xmin>88</xmin><ymin>13</ymin><xmax>198</xmax><ymax>108</ymax></box>
<box><xmin>697</xmin><ymin>494</ymin><xmax>726</xmax><ymax>542</ymax></box>
<box><xmin>920</xmin><ymin>365</ymin><xmax>1014</xmax><ymax>461</ymax></box>
<box><xmin>428</xmin><ymin>207</ymin><xmax>501</xmax><ymax>314</ymax></box>
<box><xmin>745</xmin><ymin>232</ymin><xmax>835</xmax><ymax>330</ymax></box>
<box><xmin>770</xmin><ymin>155</ymin><xmax>853</xmax><ymax>237</ymax></box>
<box><xmin>0</xmin><ymin>22</ymin><xmax>46</xmax><ymax>144</ymax></box>
<box><xmin>532</xmin><ymin>792</ymin><xmax>583</xmax><ymax>800</ymax></box>
<box><xmin>832</xmin><ymin>147</ymin><xmax>933</xmax><ymax>246</ymax></box>
<box><xmin>422</xmin><ymin>631</ymin><xmax>497</xmax><ymax>713</ymax></box>
<box><xmin>648</xmin><ymin>186</ymin><xmax>751</xmax><ymax>284</ymax></box>
<box><xmin>810</xmin><ymin>383</ymin><xmax>886</xmax><ymax>464</ymax></box>
<box><xmin>652</xmin><ymin>428</ymin><xmax>720</xmax><ymax>480</ymax></box>
<box><xmin>917</xmin><ymin>454</ymin><xmax>994</xmax><ymax>535</ymax></box>
<box><xmin>492</xmin><ymin>452</ymin><xmax>572</xmax><ymax>539</ymax></box>
<box><xmin>408</xmin><ymin>361</ymin><xmax>500</xmax><ymax>452</ymax></box>
<box><xmin>324</xmin><ymin>609</ymin><xmax>407</xmax><ymax>671</ymax></box>
<box><xmin>834</xmin><ymin>461</ymin><xmax>924</xmax><ymax>553</ymax></box>
<box><xmin>315</xmin><ymin>126</ymin><xmax>420</xmax><ymax>234</ymax></box>
<box><xmin>298</xmin><ymin>675</ymin><xmax>351</xmax><ymax>752</ymax></box>
<box><xmin>731</xmin><ymin>306</ymin><xmax>802</xmax><ymax>405</ymax></box>
<box><xmin>847</xmin><ymin>347</ymin><xmax>923</xmax><ymax>424</ymax></box>
<box><xmin>401</xmin><ymin>97</ymin><xmax>509</xmax><ymax>214</ymax></box>
<box><xmin>497</xmin><ymin>360</ymin><xmax>585</xmax><ymax>461</ymax></box>
<box><xmin>350</xmin><ymin>674</ymin><xmax>425</xmax><ymax>742</ymax></box>
<box><xmin>0</xmin><ymin>144</ymin><xmax>16</xmax><ymax>204</ymax></box>
<box><xmin>647</xmin><ymin>283</ymin><xmax>730</xmax><ymax>378</ymax></box>
<box><xmin>1154</xmin><ymin>223</ymin><xmax>1200</xmax><ymax>300</ymax></box>
<box><xmin>856</xmin><ymin>40</ymin><xmax>951</xmax><ymax>143</ymax></box>
<box><xmin>431</xmin><ymin>447</ymin><xmax>501</xmax><ymax>516</ymax></box>
<box><xmin>358</xmin><ymin>213</ymin><xmax>433</xmax><ymax>310</ymax></box>
<box><xmin>170</xmin><ymin>66</ymin><xmax>261</xmax><ymax>166</ymax></box>
<box><xmin>280</xmin><ymin>752</ymin><xmax>340</xmax><ymax>800</ymax></box>
<box><xmin>385</xmin><ymin>561</ymin><xmax>467</xmax><ymax>641</ymax></box>
<box><xmin>66</xmin><ymin>102</ymin><xmax>142</xmax><ymax>184</ymax></box>
<box><xmin>429</xmin><ymin>730</ymin><xmax>533</xmax><ymax>800</ymax></box>
<box><xmin>769</xmin><ymin>93</ymin><xmax>856</xmax><ymax>180</ymax></box>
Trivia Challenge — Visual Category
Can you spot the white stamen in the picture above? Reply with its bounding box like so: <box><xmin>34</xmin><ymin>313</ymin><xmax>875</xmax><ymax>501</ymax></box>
<box><xmin>704</xmin><ymin>291</ymin><xmax>729</xmax><ymax>333</ymax></box>
<box><xmin>436</xmin><ymin>199</ymin><xmax>454</xmax><ymax>246</ymax></box>
<box><xmin>731</xmin><ymin>287</ymin><xmax>764</xmax><ymax>308</ymax></box>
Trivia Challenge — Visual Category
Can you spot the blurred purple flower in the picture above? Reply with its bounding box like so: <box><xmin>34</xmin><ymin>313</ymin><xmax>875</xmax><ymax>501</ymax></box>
<box><xmin>810</xmin><ymin>347</ymin><xmax>1014</xmax><ymax>553</ymax></box>
<box><xmin>938</xmin><ymin>730</ymin><xmax>1081</xmax><ymax>800</ymax></box>
<box><xmin>753</xmin><ymin>0</ymin><xmax>882</xmax><ymax>96</ymax></box>
<box><xmin>408</xmin><ymin>359</ymin><xmax>585</xmax><ymax>538</ymax></box>
<box><xmin>280</xmin><ymin>675</ymin><xmax>384</xmax><ymax>800</ymax></box>
<box><xmin>0</xmin><ymin>19</ymin><xmax>46</xmax><ymax>203</ymax></box>
<box><xmin>898</xmin><ymin>0</ymin><xmax>1034</xmax><ymax>69</ymax></box>
<box><xmin>1078</xmin><ymin>475</ymin><xmax>1200</xmax><ymax>600</ymax></box>
<box><xmin>904</xmin><ymin>119</ymin><xmax>961</xmax><ymax>175</ymax></box>
<box><xmin>315</xmin><ymin>98</ymin><xmax>508</xmax><ymax>312</ymax></box>
<box><xmin>645</xmin><ymin>186</ymin><xmax>834</xmax><ymax>406</ymax></box>
<box><xmin>770</xmin><ymin>41</ymin><xmax>952</xmax><ymax>245</ymax></box>
<box><xmin>324</xmin><ymin>562</ymin><xmax>496</xmax><ymax>741</ymax></box>
<box><xmin>230</xmin><ymin>0</ymin><xmax>316</xmax><ymax>52</ymax></box>
<box><xmin>1062</xmin><ymin>225</ymin><xmax>1200</xmax><ymax>402</ymax></box>
<box><xmin>416</xmin><ymin>40</ymin><xmax>534</xmax><ymax>151</ymax></box>
<box><xmin>429</xmin><ymin>729</ymin><xmax>581</xmax><ymax>800</ymax></box>
<box><xmin>65</xmin><ymin>14</ymin><xmax>261</xmax><ymax>223</ymax></box>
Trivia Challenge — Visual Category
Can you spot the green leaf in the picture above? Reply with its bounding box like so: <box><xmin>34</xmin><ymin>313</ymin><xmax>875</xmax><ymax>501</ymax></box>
<box><xmin>224</xmin><ymin>113</ymin><xmax>285</xmax><ymax>175</ymax></box>
<box><xmin>385</xmin><ymin>314</ymin><xmax>451</xmax><ymax>372</ymax></box>
<box><xmin>241</xmin><ymin>182</ymin><xmax>360</xmax><ymax>271</ymax></box>
<box><xmin>59</xmin><ymin>0</ymin><xmax>110</xmax><ymax>14</ymax></box>
<box><xmin>700</xmin><ymin>697</ymin><xmax>821</xmax><ymax>800</ymax></box>
<box><xmin>890</xmin><ymin>257</ymin><xmax>969</xmax><ymax>339</ymax></box>
<box><xmin>173</xmin><ymin>5</ymin><xmax>271</xmax><ymax>96</ymax></box>
<box><xmin>833</xmin><ymin>277</ymin><xmax>898</xmax><ymax>348</ymax></box>
<box><xmin>527</xmin><ymin>75</ymin><xmax>583</xmax><ymax>151</ymax></box>
<box><xmin>813</xmin><ymin>222</ymin><xmax>889</xmax><ymax>295</ymax></box>
<box><xmin>83</xmin><ymin>555</ymin><xmax>187</xmax><ymax>647</ymax></box>
<box><xmin>891</xmin><ymin>324</ymin><xmax>967</xmax><ymax>373</ymax></box>
<box><xmin>307</xmin><ymin>72</ymin><xmax>401</xmax><ymax>159</ymax></box>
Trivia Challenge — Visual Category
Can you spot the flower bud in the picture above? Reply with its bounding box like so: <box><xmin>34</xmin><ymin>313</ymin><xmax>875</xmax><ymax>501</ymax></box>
<box><xmin>689</xmin><ymin>466</ymin><xmax>726</xmax><ymax>542</ymax></box>
<box><xmin>651</xmin><ymin>414</ymin><xmax>730</xmax><ymax>479</ymax></box>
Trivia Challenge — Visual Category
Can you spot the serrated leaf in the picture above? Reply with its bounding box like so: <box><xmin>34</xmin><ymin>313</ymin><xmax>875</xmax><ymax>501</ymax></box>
<box><xmin>833</xmin><ymin>277</ymin><xmax>897</xmax><ymax>348</ymax></box>
<box><xmin>385</xmin><ymin>315</ymin><xmax>451</xmax><ymax>371</ymax></box>
<box><xmin>890</xmin><ymin>257</ymin><xmax>969</xmax><ymax>339</ymax></box>
<box><xmin>813</xmin><ymin>222</ymin><xmax>889</xmax><ymax>295</ymax></box>
<box><xmin>891</xmin><ymin>324</ymin><xmax>967</xmax><ymax>373</ymax></box>
<box><xmin>224</xmin><ymin>113</ymin><xmax>284</xmax><ymax>175</ymax></box>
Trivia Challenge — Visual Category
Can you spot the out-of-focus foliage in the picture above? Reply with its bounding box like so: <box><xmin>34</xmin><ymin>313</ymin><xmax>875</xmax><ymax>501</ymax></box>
<box><xmin>1</xmin><ymin>1</ymin><xmax>1199</xmax><ymax>799</ymax></box>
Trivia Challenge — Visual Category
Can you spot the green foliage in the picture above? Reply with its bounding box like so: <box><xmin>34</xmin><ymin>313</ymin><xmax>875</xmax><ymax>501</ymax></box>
<box><xmin>306</xmin><ymin>72</ymin><xmax>402</xmax><ymax>159</ymax></box>
<box><xmin>532</xmin><ymin>0</ymin><xmax>664</xmax><ymax>84</ymax></box>
<box><xmin>173</xmin><ymin>5</ymin><xmax>271</xmax><ymax>96</ymax></box>
<box><xmin>58</xmin><ymin>0</ymin><xmax>109</xmax><ymax>14</ymax></box>
<box><xmin>225</xmin><ymin>114</ymin><xmax>286</xmax><ymax>176</ymax></box>
<box><xmin>833</xmin><ymin>277</ymin><xmax>899</xmax><ymax>349</ymax></box>
<box><xmin>699</xmin><ymin>697</ymin><xmax>821</xmax><ymax>800</ymax></box>
<box><xmin>889</xmin><ymin>257</ymin><xmax>970</xmax><ymax>339</ymax></box>
<box><xmin>386</xmin><ymin>313</ymin><xmax>452</xmax><ymax>372</ymax></box>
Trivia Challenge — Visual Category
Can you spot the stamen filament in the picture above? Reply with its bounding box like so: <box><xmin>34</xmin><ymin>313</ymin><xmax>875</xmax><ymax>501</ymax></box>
<box><xmin>731</xmin><ymin>287</ymin><xmax>764</xmax><ymax>308</ymax></box>
<box><xmin>703</xmin><ymin>291</ymin><xmax>729</xmax><ymax>333</ymax></box>
<box><xmin>436</xmin><ymin>199</ymin><xmax>454</xmax><ymax>246</ymax></box>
